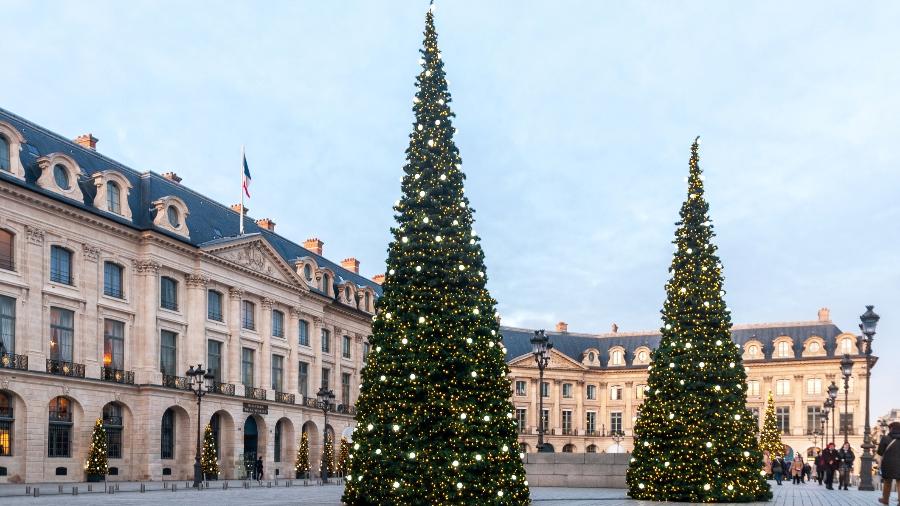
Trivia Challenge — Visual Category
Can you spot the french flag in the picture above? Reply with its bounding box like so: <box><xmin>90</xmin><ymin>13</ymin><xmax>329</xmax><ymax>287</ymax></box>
<box><xmin>242</xmin><ymin>151</ymin><xmax>252</xmax><ymax>198</ymax></box>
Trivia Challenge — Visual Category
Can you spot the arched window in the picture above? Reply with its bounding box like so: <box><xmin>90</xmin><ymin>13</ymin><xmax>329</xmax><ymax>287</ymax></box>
<box><xmin>777</xmin><ymin>341</ymin><xmax>791</xmax><ymax>358</ymax></box>
<box><xmin>0</xmin><ymin>392</ymin><xmax>12</xmax><ymax>456</ymax></box>
<box><xmin>0</xmin><ymin>135</ymin><xmax>9</xmax><ymax>171</ymax></box>
<box><xmin>809</xmin><ymin>342</ymin><xmax>820</xmax><ymax>353</ymax></box>
<box><xmin>321</xmin><ymin>274</ymin><xmax>330</xmax><ymax>294</ymax></box>
<box><xmin>610</xmin><ymin>349</ymin><xmax>624</xmax><ymax>366</ymax></box>
<box><xmin>841</xmin><ymin>338</ymin><xmax>853</xmax><ymax>354</ymax></box>
<box><xmin>53</xmin><ymin>164</ymin><xmax>70</xmax><ymax>190</ymax></box>
<box><xmin>166</xmin><ymin>206</ymin><xmax>180</xmax><ymax>228</ymax></box>
<box><xmin>161</xmin><ymin>408</ymin><xmax>175</xmax><ymax>460</ymax></box>
<box><xmin>106</xmin><ymin>181</ymin><xmax>121</xmax><ymax>215</ymax></box>
<box><xmin>303</xmin><ymin>264</ymin><xmax>312</xmax><ymax>281</ymax></box>
<box><xmin>562</xmin><ymin>444</ymin><xmax>575</xmax><ymax>453</ymax></box>
<box><xmin>365</xmin><ymin>292</ymin><xmax>371</xmax><ymax>311</ymax></box>
<box><xmin>48</xmin><ymin>397</ymin><xmax>72</xmax><ymax>458</ymax></box>
<box><xmin>588</xmin><ymin>352</ymin><xmax>595</xmax><ymax>362</ymax></box>
<box><xmin>0</xmin><ymin>229</ymin><xmax>12</xmax><ymax>271</ymax></box>
<box><xmin>638</xmin><ymin>350</ymin><xmax>649</xmax><ymax>362</ymax></box>
<box><xmin>586</xmin><ymin>444</ymin><xmax>597</xmax><ymax>453</ymax></box>
<box><xmin>274</xmin><ymin>420</ymin><xmax>283</xmax><ymax>463</ymax></box>
<box><xmin>210</xmin><ymin>413</ymin><xmax>221</xmax><ymax>458</ymax></box>
<box><xmin>103</xmin><ymin>403</ymin><xmax>123</xmax><ymax>459</ymax></box>
<box><xmin>749</xmin><ymin>344</ymin><xmax>759</xmax><ymax>357</ymax></box>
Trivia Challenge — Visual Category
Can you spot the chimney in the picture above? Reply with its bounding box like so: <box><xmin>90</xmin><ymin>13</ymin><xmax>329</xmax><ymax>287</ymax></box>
<box><xmin>555</xmin><ymin>321</ymin><xmax>568</xmax><ymax>333</ymax></box>
<box><xmin>372</xmin><ymin>274</ymin><xmax>385</xmax><ymax>285</ymax></box>
<box><xmin>230</xmin><ymin>204</ymin><xmax>249</xmax><ymax>215</ymax></box>
<box><xmin>74</xmin><ymin>133</ymin><xmax>98</xmax><ymax>150</ymax></box>
<box><xmin>304</xmin><ymin>237</ymin><xmax>324</xmax><ymax>256</ymax></box>
<box><xmin>341</xmin><ymin>257</ymin><xmax>360</xmax><ymax>274</ymax></box>
<box><xmin>818</xmin><ymin>307</ymin><xmax>831</xmax><ymax>322</ymax></box>
<box><xmin>611</xmin><ymin>323</ymin><xmax>619</xmax><ymax>333</ymax></box>
<box><xmin>256</xmin><ymin>218</ymin><xmax>276</xmax><ymax>232</ymax></box>
<box><xmin>162</xmin><ymin>172</ymin><xmax>183</xmax><ymax>183</ymax></box>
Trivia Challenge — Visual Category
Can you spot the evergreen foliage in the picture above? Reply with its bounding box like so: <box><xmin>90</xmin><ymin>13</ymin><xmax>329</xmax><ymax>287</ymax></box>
<box><xmin>626</xmin><ymin>139</ymin><xmax>771</xmax><ymax>502</ymax></box>
<box><xmin>295</xmin><ymin>431</ymin><xmax>310</xmax><ymax>477</ymax></box>
<box><xmin>201</xmin><ymin>423</ymin><xmax>219</xmax><ymax>478</ymax></box>
<box><xmin>759</xmin><ymin>391</ymin><xmax>784</xmax><ymax>459</ymax></box>
<box><xmin>338</xmin><ymin>436</ymin><xmax>350</xmax><ymax>474</ymax></box>
<box><xmin>84</xmin><ymin>418</ymin><xmax>108</xmax><ymax>480</ymax></box>
<box><xmin>342</xmin><ymin>6</ymin><xmax>529</xmax><ymax>505</ymax></box>
<box><xmin>323</xmin><ymin>432</ymin><xmax>336</xmax><ymax>476</ymax></box>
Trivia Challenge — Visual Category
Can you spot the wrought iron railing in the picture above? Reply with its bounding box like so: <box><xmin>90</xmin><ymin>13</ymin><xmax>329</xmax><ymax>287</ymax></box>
<box><xmin>46</xmin><ymin>359</ymin><xmax>85</xmax><ymax>378</ymax></box>
<box><xmin>244</xmin><ymin>386</ymin><xmax>266</xmax><ymax>400</ymax></box>
<box><xmin>49</xmin><ymin>410</ymin><xmax>73</xmax><ymax>423</ymax></box>
<box><xmin>0</xmin><ymin>353</ymin><xmax>27</xmax><ymax>370</ymax></box>
<box><xmin>0</xmin><ymin>406</ymin><xmax>12</xmax><ymax>418</ymax></box>
<box><xmin>335</xmin><ymin>403</ymin><xmax>356</xmax><ymax>416</ymax></box>
<box><xmin>162</xmin><ymin>374</ymin><xmax>191</xmax><ymax>390</ymax></box>
<box><xmin>561</xmin><ymin>428</ymin><xmax>574</xmax><ymax>435</ymax></box>
<box><xmin>103</xmin><ymin>415</ymin><xmax>123</xmax><ymax>427</ymax></box>
<box><xmin>211</xmin><ymin>381</ymin><xmax>235</xmax><ymax>396</ymax></box>
<box><xmin>103</xmin><ymin>285</ymin><xmax>125</xmax><ymax>299</ymax></box>
<box><xmin>303</xmin><ymin>397</ymin><xmax>319</xmax><ymax>409</ymax></box>
<box><xmin>275</xmin><ymin>391</ymin><xmax>295</xmax><ymax>404</ymax></box>
<box><xmin>0</xmin><ymin>256</ymin><xmax>14</xmax><ymax>271</ymax></box>
<box><xmin>101</xmin><ymin>367</ymin><xmax>134</xmax><ymax>384</ymax></box>
<box><xmin>208</xmin><ymin>310</ymin><xmax>223</xmax><ymax>322</ymax></box>
<box><xmin>160</xmin><ymin>298</ymin><xmax>178</xmax><ymax>311</ymax></box>
<box><xmin>585</xmin><ymin>429</ymin><xmax>599</xmax><ymax>437</ymax></box>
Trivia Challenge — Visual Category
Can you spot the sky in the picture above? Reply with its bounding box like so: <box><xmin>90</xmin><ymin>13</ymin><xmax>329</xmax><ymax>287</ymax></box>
<box><xmin>2</xmin><ymin>1</ymin><xmax>898</xmax><ymax>417</ymax></box>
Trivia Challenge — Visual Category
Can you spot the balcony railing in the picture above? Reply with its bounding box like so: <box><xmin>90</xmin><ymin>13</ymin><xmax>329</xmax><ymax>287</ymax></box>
<box><xmin>336</xmin><ymin>403</ymin><xmax>356</xmax><ymax>416</ymax></box>
<box><xmin>211</xmin><ymin>382</ymin><xmax>235</xmax><ymax>396</ymax></box>
<box><xmin>0</xmin><ymin>406</ymin><xmax>12</xmax><ymax>419</ymax></box>
<box><xmin>275</xmin><ymin>391</ymin><xmax>295</xmax><ymax>405</ymax></box>
<box><xmin>303</xmin><ymin>397</ymin><xmax>319</xmax><ymax>409</ymax></box>
<box><xmin>207</xmin><ymin>310</ymin><xmax>223</xmax><ymax>322</ymax></box>
<box><xmin>0</xmin><ymin>353</ymin><xmax>28</xmax><ymax>370</ymax></box>
<box><xmin>103</xmin><ymin>285</ymin><xmax>124</xmax><ymax>299</ymax></box>
<box><xmin>244</xmin><ymin>386</ymin><xmax>266</xmax><ymax>400</ymax></box>
<box><xmin>101</xmin><ymin>367</ymin><xmax>134</xmax><ymax>384</ymax></box>
<box><xmin>162</xmin><ymin>374</ymin><xmax>191</xmax><ymax>391</ymax></box>
<box><xmin>585</xmin><ymin>430</ymin><xmax>599</xmax><ymax>437</ymax></box>
<box><xmin>561</xmin><ymin>428</ymin><xmax>574</xmax><ymax>435</ymax></box>
<box><xmin>46</xmin><ymin>359</ymin><xmax>85</xmax><ymax>378</ymax></box>
<box><xmin>103</xmin><ymin>416</ymin><xmax>123</xmax><ymax>427</ymax></box>
<box><xmin>49</xmin><ymin>410</ymin><xmax>73</xmax><ymax>423</ymax></box>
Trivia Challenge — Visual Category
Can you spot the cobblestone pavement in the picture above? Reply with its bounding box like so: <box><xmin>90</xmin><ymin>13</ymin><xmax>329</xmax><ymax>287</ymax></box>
<box><xmin>0</xmin><ymin>479</ymin><xmax>892</xmax><ymax>505</ymax></box>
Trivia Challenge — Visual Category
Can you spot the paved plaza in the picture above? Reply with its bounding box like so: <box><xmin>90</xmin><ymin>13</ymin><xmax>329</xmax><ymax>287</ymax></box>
<box><xmin>0</xmin><ymin>480</ymin><xmax>891</xmax><ymax>505</ymax></box>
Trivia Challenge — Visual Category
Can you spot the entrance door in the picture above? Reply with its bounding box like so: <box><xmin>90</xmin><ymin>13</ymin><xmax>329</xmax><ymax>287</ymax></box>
<box><xmin>243</xmin><ymin>416</ymin><xmax>258</xmax><ymax>475</ymax></box>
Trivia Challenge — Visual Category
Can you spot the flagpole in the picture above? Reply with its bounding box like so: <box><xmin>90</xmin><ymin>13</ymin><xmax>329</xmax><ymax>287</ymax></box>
<box><xmin>239</xmin><ymin>145</ymin><xmax>245</xmax><ymax>236</ymax></box>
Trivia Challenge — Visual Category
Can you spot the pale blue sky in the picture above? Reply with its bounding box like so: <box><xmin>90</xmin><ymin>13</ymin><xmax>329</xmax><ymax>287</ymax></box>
<box><xmin>2</xmin><ymin>1</ymin><xmax>898</xmax><ymax>416</ymax></box>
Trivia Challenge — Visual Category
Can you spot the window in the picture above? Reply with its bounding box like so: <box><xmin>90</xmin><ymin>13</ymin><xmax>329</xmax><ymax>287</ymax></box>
<box><xmin>610</xmin><ymin>349</ymin><xmax>624</xmax><ymax>366</ymax></box>
<box><xmin>540</xmin><ymin>381</ymin><xmax>549</xmax><ymax>398</ymax></box>
<box><xmin>776</xmin><ymin>379</ymin><xmax>791</xmax><ymax>396</ymax></box>
<box><xmin>344</xmin><ymin>286</ymin><xmax>350</xmax><ymax>301</ymax></box>
<box><xmin>103</xmin><ymin>403</ymin><xmax>123</xmax><ymax>459</ymax></box>
<box><xmin>159</xmin><ymin>330</ymin><xmax>177</xmax><ymax>376</ymax></box>
<box><xmin>0</xmin><ymin>392</ymin><xmax>12</xmax><ymax>456</ymax></box>
<box><xmin>749</xmin><ymin>407</ymin><xmax>760</xmax><ymax>425</ymax></box>
<box><xmin>363</xmin><ymin>342</ymin><xmax>370</xmax><ymax>363</ymax></box>
<box><xmin>49</xmin><ymin>307</ymin><xmax>74</xmax><ymax>363</ymax></box>
<box><xmin>0</xmin><ymin>229</ymin><xmax>13</xmax><ymax>271</ymax></box>
<box><xmin>321</xmin><ymin>273</ymin><xmax>330</xmax><ymax>293</ymax></box>
<box><xmin>272</xmin><ymin>310</ymin><xmax>284</xmax><ymax>338</ymax></box>
<box><xmin>610</xmin><ymin>385</ymin><xmax>623</xmax><ymax>401</ymax></box>
<box><xmin>806</xmin><ymin>378</ymin><xmax>822</xmax><ymax>395</ymax></box>
<box><xmin>53</xmin><ymin>164</ymin><xmax>70</xmax><ymax>190</ymax></box>
<box><xmin>207</xmin><ymin>340</ymin><xmax>222</xmax><ymax>382</ymax></box>
<box><xmin>103</xmin><ymin>262</ymin><xmax>124</xmax><ymax>298</ymax></box>
<box><xmin>610</xmin><ymin>412</ymin><xmax>623</xmax><ymax>434</ymax></box>
<box><xmin>777</xmin><ymin>341</ymin><xmax>791</xmax><ymax>358</ymax></box>
<box><xmin>342</xmin><ymin>335</ymin><xmax>351</xmax><ymax>359</ymax></box>
<box><xmin>207</xmin><ymin>290</ymin><xmax>223</xmax><ymax>321</ymax></box>
<box><xmin>274</xmin><ymin>421</ymin><xmax>283</xmax><ymax>463</ymax></box>
<box><xmin>635</xmin><ymin>384</ymin><xmax>646</xmax><ymax>400</ymax></box>
<box><xmin>321</xmin><ymin>367</ymin><xmax>330</xmax><ymax>390</ymax></box>
<box><xmin>365</xmin><ymin>292</ymin><xmax>371</xmax><ymax>312</ymax></box>
<box><xmin>241</xmin><ymin>348</ymin><xmax>255</xmax><ymax>388</ymax></box>
<box><xmin>321</xmin><ymin>328</ymin><xmax>331</xmax><ymax>353</ymax></box>
<box><xmin>561</xmin><ymin>383</ymin><xmax>573</xmax><ymax>398</ymax></box>
<box><xmin>586</xmin><ymin>412</ymin><xmax>597</xmax><ymax>434</ymax></box>
<box><xmin>166</xmin><ymin>206</ymin><xmax>180</xmax><ymax>228</ymax></box>
<box><xmin>303</xmin><ymin>264</ymin><xmax>312</xmax><ymax>281</ymax></box>
<box><xmin>0</xmin><ymin>135</ymin><xmax>8</xmax><ymax>171</ymax></box>
<box><xmin>106</xmin><ymin>181</ymin><xmax>121</xmax><ymax>215</ymax></box>
<box><xmin>586</xmin><ymin>444</ymin><xmax>598</xmax><ymax>453</ymax></box>
<box><xmin>840</xmin><ymin>413</ymin><xmax>854</xmax><ymax>435</ymax></box>
<box><xmin>48</xmin><ymin>397</ymin><xmax>72</xmax><ymax>458</ymax></box>
<box><xmin>241</xmin><ymin>301</ymin><xmax>255</xmax><ymax>330</ymax></box>
<box><xmin>747</xmin><ymin>380</ymin><xmax>760</xmax><ymax>396</ymax></box>
<box><xmin>809</xmin><ymin>341</ymin><xmax>820</xmax><ymax>353</ymax></box>
<box><xmin>160</xmin><ymin>276</ymin><xmax>178</xmax><ymax>311</ymax></box>
<box><xmin>776</xmin><ymin>407</ymin><xmax>790</xmax><ymax>434</ymax></box>
<box><xmin>0</xmin><ymin>295</ymin><xmax>15</xmax><ymax>355</ymax></box>
<box><xmin>342</xmin><ymin>373</ymin><xmax>351</xmax><ymax>405</ymax></box>
<box><xmin>103</xmin><ymin>319</ymin><xmax>125</xmax><ymax>370</ymax></box>
<box><xmin>541</xmin><ymin>409</ymin><xmax>549</xmax><ymax>432</ymax></box>
<box><xmin>515</xmin><ymin>408</ymin><xmax>527</xmax><ymax>433</ymax></box>
<box><xmin>50</xmin><ymin>246</ymin><xmax>73</xmax><ymax>285</ymax></box>
<box><xmin>807</xmin><ymin>406</ymin><xmax>822</xmax><ymax>434</ymax></box>
<box><xmin>841</xmin><ymin>338</ymin><xmax>853</xmax><ymax>354</ymax></box>
<box><xmin>638</xmin><ymin>350</ymin><xmax>649</xmax><ymax>362</ymax></box>
<box><xmin>748</xmin><ymin>345</ymin><xmax>759</xmax><ymax>358</ymax></box>
<box><xmin>586</xmin><ymin>384</ymin><xmax>597</xmax><ymax>400</ymax></box>
<box><xmin>299</xmin><ymin>320</ymin><xmax>309</xmax><ymax>346</ymax></box>
<box><xmin>271</xmin><ymin>354</ymin><xmax>284</xmax><ymax>391</ymax></box>
<box><xmin>561</xmin><ymin>410</ymin><xmax>572</xmax><ymax>434</ymax></box>
<box><xmin>298</xmin><ymin>361</ymin><xmax>309</xmax><ymax>398</ymax></box>
<box><xmin>515</xmin><ymin>381</ymin><xmax>526</xmax><ymax>396</ymax></box>
<box><xmin>562</xmin><ymin>444</ymin><xmax>575</xmax><ymax>453</ymax></box>
<box><xmin>210</xmin><ymin>413</ymin><xmax>221</xmax><ymax>458</ymax></box>
<box><xmin>160</xmin><ymin>408</ymin><xmax>175</xmax><ymax>460</ymax></box>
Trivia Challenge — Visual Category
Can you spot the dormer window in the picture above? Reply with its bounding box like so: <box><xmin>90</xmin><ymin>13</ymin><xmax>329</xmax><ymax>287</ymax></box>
<box><xmin>91</xmin><ymin>171</ymin><xmax>133</xmax><ymax>220</ymax></box>
<box><xmin>53</xmin><ymin>165</ymin><xmax>70</xmax><ymax>189</ymax></box>
<box><xmin>151</xmin><ymin>196</ymin><xmax>189</xmax><ymax>238</ymax></box>
<box><xmin>107</xmin><ymin>182</ymin><xmax>121</xmax><ymax>214</ymax></box>
<box><xmin>344</xmin><ymin>286</ymin><xmax>350</xmax><ymax>301</ymax></box>
<box><xmin>0</xmin><ymin>122</ymin><xmax>26</xmax><ymax>180</ymax></box>
<box><xmin>841</xmin><ymin>337</ymin><xmax>853</xmax><ymax>354</ymax></box>
<box><xmin>609</xmin><ymin>349</ymin><xmax>625</xmax><ymax>366</ymax></box>
<box><xmin>37</xmin><ymin>153</ymin><xmax>83</xmax><ymax>200</ymax></box>
<box><xmin>167</xmin><ymin>206</ymin><xmax>180</xmax><ymax>228</ymax></box>
<box><xmin>0</xmin><ymin>135</ymin><xmax>9</xmax><ymax>171</ymax></box>
<box><xmin>777</xmin><ymin>340</ymin><xmax>791</xmax><ymax>358</ymax></box>
<box><xmin>749</xmin><ymin>345</ymin><xmax>759</xmax><ymax>357</ymax></box>
<box><xmin>304</xmin><ymin>264</ymin><xmax>312</xmax><ymax>281</ymax></box>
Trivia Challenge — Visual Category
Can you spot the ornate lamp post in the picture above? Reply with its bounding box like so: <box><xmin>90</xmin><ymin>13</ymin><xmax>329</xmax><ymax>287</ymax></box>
<box><xmin>317</xmin><ymin>386</ymin><xmax>335</xmax><ymax>482</ymax></box>
<box><xmin>827</xmin><ymin>382</ymin><xmax>839</xmax><ymax>443</ymax></box>
<box><xmin>530</xmin><ymin>330</ymin><xmax>553</xmax><ymax>452</ymax></box>
<box><xmin>186</xmin><ymin>364</ymin><xmax>215</xmax><ymax>488</ymax></box>
<box><xmin>857</xmin><ymin>305</ymin><xmax>880</xmax><ymax>491</ymax></box>
<box><xmin>839</xmin><ymin>354</ymin><xmax>854</xmax><ymax>445</ymax></box>
<box><xmin>821</xmin><ymin>406</ymin><xmax>829</xmax><ymax>446</ymax></box>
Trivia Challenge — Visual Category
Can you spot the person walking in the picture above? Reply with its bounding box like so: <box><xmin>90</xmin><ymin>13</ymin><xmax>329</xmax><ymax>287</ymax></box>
<box><xmin>877</xmin><ymin>421</ymin><xmax>900</xmax><ymax>505</ymax></box>
<box><xmin>822</xmin><ymin>442</ymin><xmax>840</xmax><ymax>490</ymax></box>
<box><xmin>791</xmin><ymin>455</ymin><xmax>804</xmax><ymax>485</ymax></box>
<box><xmin>802</xmin><ymin>459</ymin><xmax>812</xmax><ymax>483</ymax></box>
<box><xmin>255</xmin><ymin>456</ymin><xmax>264</xmax><ymax>485</ymax></box>
<box><xmin>815</xmin><ymin>450</ymin><xmax>825</xmax><ymax>485</ymax></box>
<box><xmin>772</xmin><ymin>455</ymin><xmax>785</xmax><ymax>485</ymax></box>
<box><xmin>838</xmin><ymin>442</ymin><xmax>855</xmax><ymax>490</ymax></box>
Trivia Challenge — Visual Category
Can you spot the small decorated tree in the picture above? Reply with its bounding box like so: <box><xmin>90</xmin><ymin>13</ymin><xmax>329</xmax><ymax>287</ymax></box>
<box><xmin>85</xmin><ymin>418</ymin><xmax>108</xmax><ymax>482</ymax></box>
<box><xmin>323</xmin><ymin>433</ymin><xmax>336</xmax><ymax>476</ymax></box>
<box><xmin>201</xmin><ymin>423</ymin><xmax>219</xmax><ymax>480</ymax></box>
<box><xmin>759</xmin><ymin>390</ymin><xmax>784</xmax><ymax>460</ymax></box>
<box><xmin>295</xmin><ymin>431</ymin><xmax>310</xmax><ymax>479</ymax></box>
<box><xmin>338</xmin><ymin>436</ymin><xmax>350</xmax><ymax>475</ymax></box>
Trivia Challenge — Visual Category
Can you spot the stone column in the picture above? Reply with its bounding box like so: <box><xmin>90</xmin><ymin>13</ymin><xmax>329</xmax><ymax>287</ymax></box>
<box><xmin>624</xmin><ymin>381</ymin><xmax>634</xmax><ymax>435</ymax></box>
<box><xmin>793</xmin><ymin>374</ymin><xmax>804</xmax><ymax>436</ymax></box>
<box><xmin>227</xmin><ymin>288</ymin><xmax>243</xmax><ymax>386</ymax></box>
<box><xmin>132</xmin><ymin>259</ymin><xmax>161</xmax><ymax>383</ymax></box>
<box><xmin>185</xmin><ymin>274</ymin><xmax>209</xmax><ymax>368</ymax></box>
<box><xmin>81</xmin><ymin>244</ymin><xmax>101</xmax><ymax>378</ymax></box>
<box><xmin>551</xmin><ymin>379</ymin><xmax>561</xmax><ymax>433</ymax></box>
<box><xmin>598</xmin><ymin>382</ymin><xmax>608</xmax><ymax>435</ymax></box>
<box><xmin>311</xmin><ymin>317</ymin><xmax>324</xmax><ymax>395</ymax></box>
<box><xmin>575</xmin><ymin>380</ymin><xmax>585</xmax><ymax>435</ymax></box>
<box><xmin>260</xmin><ymin>298</ymin><xmax>274</xmax><ymax>399</ymax></box>
<box><xmin>23</xmin><ymin>225</ymin><xmax>46</xmax><ymax>369</ymax></box>
<box><xmin>288</xmin><ymin>307</ymin><xmax>302</xmax><ymax>397</ymax></box>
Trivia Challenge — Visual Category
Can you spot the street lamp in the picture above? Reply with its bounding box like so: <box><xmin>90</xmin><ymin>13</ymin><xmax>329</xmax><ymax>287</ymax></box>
<box><xmin>186</xmin><ymin>364</ymin><xmax>215</xmax><ymax>488</ymax></box>
<box><xmin>839</xmin><ymin>354</ymin><xmax>854</xmax><ymax>445</ymax></box>
<box><xmin>317</xmin><ymin>386</ymin><xmax>335</xmax><ymax>482</ymax></box>
<box><xmin>822</xmin><ymin>405</ymin><xmax>830</xmax><ymax>445</ymax></box>
<box><xmin>857</xmin><ymin>305</ymin><xmax>880</xmax><ymax>491</ymax></box>
<box><xmin>530</xmin><ymin>330</ymin><xmax>553</xmax><ymax>452</ymax></box>
<box><xmin>828</xmin><ymin>382</ymin><xmax>839</xmax><ymax>443</ymax></box>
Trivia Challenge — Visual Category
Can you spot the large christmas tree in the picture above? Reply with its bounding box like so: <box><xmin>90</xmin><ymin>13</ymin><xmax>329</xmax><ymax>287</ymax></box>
<box><xmin>84</xmin><ymin>418</ymin><xmax>108</xmax><ymax>481</ymax></box>
<box><xmin>626</xmin><ymin>138</ymin><xmax>771</xmax><ymax>502</ymax></box>
<box><xmin>342</xmin><ymin>5</ymin><xmax>529</xmax><ymax>505</ymax></box>
<box><xmin>338</xmin><ymin>436</ymin><xmax>350</xmax><ymax>475</ymax></box>
<box><xmin>759</xmin><ymin>391</ymin><xmax>783</xmax><ymax>460</ymax></box>
<box><xmin>201</xmin><ymin>423</ymin><xmax>219</xmax><ymax>479</ymax></box>
<box><xmin>295</xmin><ymin>431</ymin><xmax>310</xmax><ymax>478</ymax></box>
<box><xmin>323</xmin><ymin>432</ymin><xmax>336</xmax><ymax>476</ymax></box>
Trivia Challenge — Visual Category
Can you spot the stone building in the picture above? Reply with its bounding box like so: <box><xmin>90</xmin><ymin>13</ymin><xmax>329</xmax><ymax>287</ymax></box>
<box><xmin>0</xmin><ymin>108</ymin><xmax>380</xmax><ymax>483</ymax></box>
<box><xmin>503</xmin><ymin>312</ymin><xmax>872</xmax><ymax>471</ymax></box>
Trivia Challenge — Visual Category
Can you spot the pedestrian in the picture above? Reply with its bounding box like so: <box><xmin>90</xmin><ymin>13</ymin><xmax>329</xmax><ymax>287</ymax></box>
<box><xmin>255</xmin><ymin>456</ymin><xmax>264</xmax><ymax>484</ymax></box>
<box><xmin>877</xmin><ymin>421</ymin><xmax>900</xmax><ymax>505</ymax></box>
<box><xmin>838</xmin><ymin>442</ymin><xmax>855</xmax><ymax>490</ymax></box>
<box><xmin>802</xmin><ymin>460</ymin><xmax>812</xmax><ymax>483</ymax></box>
<box><xmin>815</xmin><ymin>450</ymin><xmax>825</xmax><ymax>485</ymax></box>
<box><xmin>822</xmin><ymin>442</ymin><xmax>840</xmax><ymax>490</ymax></box>
<box><xmin>791</xmin><ymin>455</ymin><xmax>804</xmax><ymax>485</ymax></box>
<box><xmin>762</xmin><ymin>450</ymin><xmax>772</xmax><ymax>478</ymax></box>
<box><xmin>772</xmin><ymin>455</ymin><xmax>785</xmax><ymax>485</ymax></box>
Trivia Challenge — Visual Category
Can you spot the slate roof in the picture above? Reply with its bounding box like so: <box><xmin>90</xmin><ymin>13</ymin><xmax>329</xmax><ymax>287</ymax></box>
<box><xmin>502</xmin><ymin>320</ymin><xmax>852</xmax><ymax>367</ymax></box>
<box><xmin>0</xmin><ymin>106</ymin><xmax>382</xmax><ymax>298</ymax></box>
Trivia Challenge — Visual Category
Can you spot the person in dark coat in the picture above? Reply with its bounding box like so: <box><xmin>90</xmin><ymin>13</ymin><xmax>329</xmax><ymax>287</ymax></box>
<box><xmin>772</xmin><ymin>455</ymin><xmax>785</xmax><ymax>485</ymax></box>
<box><xmin>822</xmin><ymin>442</ymin><xmax>840</xmax><ymax>490</ymax></box>
<box><xmin>877</xmin><ymin>422</ymin><xmax>900</xmax><ymax>505</ymax></box>
<box><xmin>255</xmin><ymin>456</ymin><xmax>264</xmax><ymax>484</ymax></box>
<box><xmin>838</xmin><ymin>442</ymin><xmax>855</xmax><ymax>490</ymax></box>
<box><xmin>802</xmin><ymin>460</ymin><xmax>812</xmax><ymax>482</ymax></box>
<box><xmin>814</xmin><ymin>450</ymin><xmax>825</xmax><ymax>485</ymax></box>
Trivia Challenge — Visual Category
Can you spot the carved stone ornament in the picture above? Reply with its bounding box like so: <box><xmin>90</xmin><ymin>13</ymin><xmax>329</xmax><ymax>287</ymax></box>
<box><xmin>0</xmin><ymin>378</ymin><xmax>9</xmax><ymax>390</ymax></box>
<box><xmin>132</xmin><ymin>259</ymin><xmax>160</xmax><ymax>274</ymax></box>
<box><xmin>186</xmin><ymin>273</ymin><xmax>209</xmax><ymax>288</ymax></box>
<box><xmin>220</xmin><ymin>243</ymin><xmax>275</xmax><ymax>277</ymax></box>
<box><xmin>25</xmin><ymin>225</ymin><xmax>45</xmax><ymax>245</ymax></box>
<box><xmin>229</xmin><ymin>287</ymin><xmax>244</xmax><ymax>299</ymax></box>
<box><xmin>290</xmin><ymin>307</ymin><xmax>303</xmax><ymax>318</ymax></box>
<box><xmin>82</xmin><ymin>244</ymin><xmax>101</xmax><ymax>262</ymax></box>
<box><xmin>261</xmin><ymin>297</ymin><xmax>274</xmax><ymax>310</ymax></box>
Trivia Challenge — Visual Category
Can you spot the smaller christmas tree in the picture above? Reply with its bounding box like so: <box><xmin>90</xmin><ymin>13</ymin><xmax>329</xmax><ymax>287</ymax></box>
<box><xmin>759</xmin><ymin>390</ymin><xmax>784</xmax><ymax>460</ymax></box>
<box><xmin>295</xmin><ymin>431</ymin><xmax>310</xmax><ymax>478</ymax></box>
<box><xmin>337</xmin><ymin>436</ymin><xmax>350</xmax><ymax>475</ymax></box>
<box><xmin>84</xmin><ymin>418</ymin><xmax>108</xmax><ymax>481</ymax></box>
<box><xmin>201</xmin><ymin>423</ymin><xmax>219</xmax><ymax>479</ymax></box>
<box><xmin>322</xmin><ymin>433</ymin><xmax>335</xmax><ymax>476</ymax></box>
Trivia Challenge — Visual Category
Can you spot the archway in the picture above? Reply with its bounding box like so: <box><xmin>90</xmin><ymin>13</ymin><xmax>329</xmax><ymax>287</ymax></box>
<box><xmin>606</xmin><ymin>443</ymin><xmax>626</xmax><ymax>453</ymax></box>
<box><xmin>562</xmin><ymin>444</ymin><xmax>575</xmax><ymax>453</ymax></box>
<box><xmin>302</xmin><ymin>420</ymin><xmax>320</xmax><ymax>477</ymax></box>
<box><xmin>159</xmin><ymin>405</ymin><xmax>192</xmax><ymax>480</ymax></box>
<box><xmin>273</xmin><ymin>417</ymin><xmax>295</xmax><ymax>478</ymax></box>
<box><xmin>586</xmin><ymin>444</ymin><xmax>598</xmax><ymax>453</ymax></box>
<box><xmin>541</xmin><ymin>443</ymin><xmax>555</xmax><ymax>453</ymax></box>
<box><xmin>209</xmin><ymin>410</ymin><xmax>234</xmax><ymax>478</ymax></box>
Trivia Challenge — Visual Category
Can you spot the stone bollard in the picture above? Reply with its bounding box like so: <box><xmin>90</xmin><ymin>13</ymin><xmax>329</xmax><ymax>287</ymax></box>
<box><xmin>224</xmin><ymin>481</ymin><xmax>229</xmax><ymax>489</ymax></box>
<box><xmin>115</xmin><ymin>483</ymin><xmax>120</xmax><ymax>491</ymax></box>
<box><xmin>141</xmin><ymin>483</ymin><xmax>146</xmax><ymax>493</ymax></box>
<box><xmin>88</xmin><ymin>484</ymin><xmax>93</xmax><ymax>492</ymax></box>
<box><xmin>33</xmin><ymin>487</ymin><xmax>39</xmax><ymax>497</ymax></box>
<box><xmin>59</xmin><ymin>484</ymin><xmax>64</xmax><ymax>493</ymax></box>
<box><xmin>73</xmin><ymin>486</ymin><xmax>78</xmax><ymax>496</ymax></box>
<box><xmin>25</xmin><ymin>486</ymin><xmax>31</xmax><ymax>495</ymax></box>
<box><xmin>267</xmin><ymin>481</ymin><xmax>272</xmax><ymax>488</ymax></box>
<box><xmin>164</xmin><ymin>481</ymin><xmax>169</xmax><ymax>489</ymax></box>
<box><xmin>172</xmin><ymin>483</ymin><xmax>177</xmax><ymax>492</ymax></box>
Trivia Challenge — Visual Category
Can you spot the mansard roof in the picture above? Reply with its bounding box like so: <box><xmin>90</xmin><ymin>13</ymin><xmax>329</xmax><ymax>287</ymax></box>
<box><xmin>502</xmin><ymin>319</ymin><xmax>852</xmax><ymax>367</ymax></box>
<box><xmin>0</xmin><ymin>107</ymin><xmax>381</xmax><ymax>298</ymax></box>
